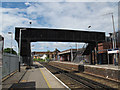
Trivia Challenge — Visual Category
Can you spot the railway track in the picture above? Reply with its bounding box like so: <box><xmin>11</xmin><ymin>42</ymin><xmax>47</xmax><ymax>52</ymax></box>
<box><xmin>40</xmin><ymin>62</ymin><xmax>118</xmax><ymax>90</ymax></box>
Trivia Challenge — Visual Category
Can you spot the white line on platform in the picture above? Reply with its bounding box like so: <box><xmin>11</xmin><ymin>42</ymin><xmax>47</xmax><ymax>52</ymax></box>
<box><xmin>44</xmin><ymin>67</ymin><xmax>71</xmax><ymax>90</ymax></box>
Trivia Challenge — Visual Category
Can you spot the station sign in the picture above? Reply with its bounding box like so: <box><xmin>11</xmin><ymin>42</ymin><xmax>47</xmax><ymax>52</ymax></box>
<box><xmin>108</xmin><ymin>49</ymin><xmax>119</xmax><ymax>54</ymax></box>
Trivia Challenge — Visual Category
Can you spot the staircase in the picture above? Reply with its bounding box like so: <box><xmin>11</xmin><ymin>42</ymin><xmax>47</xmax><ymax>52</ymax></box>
<box><xmin>82</xmin><ymin>43</ymin><xmax>96</xmax><ymax>55</ymax></box>
<box><xmin>73</xmin><ymin>43</ymin><xmax>88</xmax><ymax>63</ymax></box>
<box><xmin>73</xmin><ymin>42</ymin><xmax>96</xmax><ymax>63</ymax></box>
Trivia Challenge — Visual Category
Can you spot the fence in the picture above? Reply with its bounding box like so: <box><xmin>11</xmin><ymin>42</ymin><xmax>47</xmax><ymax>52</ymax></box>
<box><xmin>2</xmin><ymin>53</ymin><xmax>22</xmax><ymax>78</ymax></box>
<box><xmin>0</xmin><ymin>35</ymin><xmax>4</xmax><ymax>90</ymax></box>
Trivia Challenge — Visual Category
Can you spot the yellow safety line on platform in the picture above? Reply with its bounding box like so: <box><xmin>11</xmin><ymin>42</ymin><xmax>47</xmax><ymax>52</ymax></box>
<box><xmin>2</xmin><ymin>70</ymin><xmax>18</xmax><ymax>81</ymax></box>
<box><xmin>21</xmin><ymin>80</ymin><xmax>27</xmax><ymax>82</ymax></box>
<box><xmin>39</xmin><ymin>68</ymin><xmax>52</xmax><ymax>89</ymax></box>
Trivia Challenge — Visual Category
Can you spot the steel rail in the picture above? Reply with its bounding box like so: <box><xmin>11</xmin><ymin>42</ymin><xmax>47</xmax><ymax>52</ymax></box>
<box><xmin>40</xmin><ymin>62</ymin><xmax>117</xmax><ymax>90</ymax></box>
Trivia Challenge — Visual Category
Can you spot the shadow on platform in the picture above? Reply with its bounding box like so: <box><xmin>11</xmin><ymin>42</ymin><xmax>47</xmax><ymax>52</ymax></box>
<box><xmin>32</xmin><ymin>64</ymin><xmax>44</xmax><ymax>68</ymax></box>
<box><xmin>9</xmin><ymin>81</ymin><xmax>36</xmax><ymax>90</ymax></box>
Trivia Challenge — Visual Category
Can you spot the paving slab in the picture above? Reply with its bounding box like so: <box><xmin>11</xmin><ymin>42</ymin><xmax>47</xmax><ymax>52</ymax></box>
<box><xmin>20</xmin><ymin>66</ymin><xmax>49</xmax><ymax>88</ymax></box>
<box><xmin>2</xmin><ymin>66</ymin><xmax>27</xmax><ymax>89</ymax></box>
<box><xmin>36</xmin><ymin>62</ymin><xmax>67</xmax><ymax>88</ymax></box>
<box><xmin>2</xmin><ymin>62</ymin><xmax>69</xmax><ymax>89</ymax></box>
<box><xmin>0</xmin><ymin>67</ymin><xmax>2</xmax><ymax>90</ymax></box>
<box><xmin>18</xmin><ymin>62</ymin><xmax>68</xmax><ymax>89</ymax></box>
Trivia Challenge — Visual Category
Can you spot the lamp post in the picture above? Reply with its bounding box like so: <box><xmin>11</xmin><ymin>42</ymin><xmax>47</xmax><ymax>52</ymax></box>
<box><xmin>70</xmin><ymin>46</ymin><xmax>73</xmax><ymax>62</ymax></box>
<box><xmin>102</xmin><ymin>13</ymin><xmax>116</xmax><ymax>49</ymax></box>
<box><xmin>19</xmin><ymin>28</ymin><xmax>26</xmax><ymax>72</ymax></box>
<box><xmin>111</xmin><ymin>13</ymin><xmax>116</xmax><ymax>49</ymax></box>
<box><xmin>111</xmin><ymin>13</ymin><xmax>117</xmax><ymax>65</ymax></box>
<box><xmin>8</xmin><ymin>32</ymin><xmax>13</xmax><ymax>76</ymax></box>
<box><xmin>76</xmin><ymin>43</ymin><xmax>78</xmax><ymax>51</ymax></box>
<box><xmin>8</xmin><ymin>32</ymin><xmax>13</xmax><ymax>54</ymax></box>
<box><xmin>102</xmin><ymin>13</ymin><xmax>117</xmax><ymax>65</ymax></box>
<box><xmin>46</xmin><ymin>47</ymin><xmax>49</xmax><ymax>61</ymax></box>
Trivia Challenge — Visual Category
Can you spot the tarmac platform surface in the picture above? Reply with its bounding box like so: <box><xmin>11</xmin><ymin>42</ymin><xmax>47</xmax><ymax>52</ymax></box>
<box><xmin>20</xmin><ymin>62</ymin><xmax>68</xmax><ymax>89</ymax></box>
<box><xmin>2</xmin><ymin>61</ymin><xmax>69</xmax><ymax>89</ymax></box>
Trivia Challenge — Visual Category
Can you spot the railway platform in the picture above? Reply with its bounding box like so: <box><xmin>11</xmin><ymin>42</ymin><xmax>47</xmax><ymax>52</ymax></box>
<box><xmin>2</xmin><ymin>61</ymin><xmax>69</xmax><ymax>89</ymax></box>
<box><xmin>49</xmin><ymin>61</ymin><xmax>120</xmax><ymax>82</ymax></box>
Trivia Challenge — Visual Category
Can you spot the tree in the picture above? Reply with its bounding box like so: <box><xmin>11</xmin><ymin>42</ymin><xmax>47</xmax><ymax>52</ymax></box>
<box><xmin>3</xmin><ymin>48</ymin><xmax>17</xmax><ymax>55</ymax></box>
<box><xmin>47</xmin><ymin>50</ymin><xmax>51</xmax><ymax>58</ymax></box>
<box><xmin>47</xmin><ymin>50</ymin><xmax>50</xmax><ymax>53</ymax></box>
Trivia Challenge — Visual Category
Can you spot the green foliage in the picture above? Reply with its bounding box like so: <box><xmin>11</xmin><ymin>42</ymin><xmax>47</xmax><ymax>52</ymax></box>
<box><xmin>33</xmin><ymin>58</ymin><xmax>46</xmax><ymax>62</ymax></box>
<box><xmin>33</xmin><ymin>58</ymin><xmax>40</xmax><ymax>61</ymax></box>
<box><xmin>3</xmin><ymin>48</ymin><xmax>17</xmax><ymax>55</ymax></box>
<box><xmin>47</xmin><ymin>50</ymin><xmax>50</xmax><ymax>52</ymax></box>
<box><xmin>45</xmin><ymin>57</ymin><xmax>50</xmax><ymax>61</ymax></box>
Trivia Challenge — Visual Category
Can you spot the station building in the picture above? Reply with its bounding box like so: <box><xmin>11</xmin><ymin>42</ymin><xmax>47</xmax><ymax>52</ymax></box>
<box><xmin>92</xmin><ymin>42</ymin><xmax>120</xmax><ymax>65</ymax></box>
<box><xmin>57</xmin><ymin>48</ymin><xmax>89</xmax><ymax>64</ymax></box>
<box><xmin>58</xmin><ymin>49</ymin><xmax>78</xmax><ymax>61</ymax></box>
<box><xmin>91</xmin><ymin>32</ymin><xmax>120</xmax><ymax>65</ymax></box>
<box><xmin>57</xmin><ymin>32</ymin><xmax>120</xmax><ymax>65</ymax></box>
<box><xmin>32</xmin><ymin>49</ymin><xmax>60</xmax><ymax>60</ymax></box>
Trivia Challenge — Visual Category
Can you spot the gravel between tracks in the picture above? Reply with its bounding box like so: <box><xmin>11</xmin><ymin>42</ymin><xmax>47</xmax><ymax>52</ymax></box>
<box><xmin>40</xmin><ymin>62</ymin><xmax>119</xmax><ymax>90</ymax></box>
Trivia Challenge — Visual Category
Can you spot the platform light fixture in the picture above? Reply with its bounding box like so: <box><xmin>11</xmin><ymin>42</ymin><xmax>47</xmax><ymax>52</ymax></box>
<box><xmin>70</xmin><ymin>45</ymin><xmax>73</xmax><ymax>62</ymax></box>
<box><xmin>102</xmin><ymin>12</ymin><xmax>117</xmax><ymax>65</ymax></box>
<box><xmin>8</xmin><ymin>32</ymin><xmax>13</xmax><ymax>54</ymax></box>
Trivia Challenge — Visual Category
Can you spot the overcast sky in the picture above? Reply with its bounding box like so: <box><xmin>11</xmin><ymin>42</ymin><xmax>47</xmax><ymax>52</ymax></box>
<box><xmin>0</xmin><ymin>1</ymin><xmax>119</xmax><ymax>52</ymax></box>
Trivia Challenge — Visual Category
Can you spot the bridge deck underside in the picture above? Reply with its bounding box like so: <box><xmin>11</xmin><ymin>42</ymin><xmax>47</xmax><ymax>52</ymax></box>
<box><xmin>15</xmin><ymin>27</ymin><xmax>105</xmax><ymax>65</ymax></box>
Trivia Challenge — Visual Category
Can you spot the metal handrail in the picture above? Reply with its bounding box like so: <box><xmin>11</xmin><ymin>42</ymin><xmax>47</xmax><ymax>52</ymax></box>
<box><xmin>73</xmin><ymin>43</ymin><xmax>88</xmax><ymax>61</ymax></box>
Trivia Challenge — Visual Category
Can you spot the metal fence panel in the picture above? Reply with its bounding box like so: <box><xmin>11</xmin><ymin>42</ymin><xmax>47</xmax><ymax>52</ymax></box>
<box><xmin>2</xmin><ymin>53</ymin><xmax>22</xmax><ymax>78</ymax></box>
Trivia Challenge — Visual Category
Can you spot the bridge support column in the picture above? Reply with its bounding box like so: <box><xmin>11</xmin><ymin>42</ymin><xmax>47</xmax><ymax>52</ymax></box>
<box><xmin>94</xmin><ymin>49</ymin><xmax>96</xmax><ymax>65</ymax></box>
<box><xmin>21</xmin><ymin>40</ymin><xmax>31</xmax><ymax>66</ymax></box>
<box><xmin>96</xmin><ymin>42</ymin><xmax>99</xmax><ymax>64</ymax></box>
<box><xmin>90</xmin><ymin>43</ymin><xmax>93</xmax><ymax>65</ymax></box>
<box><xmin>27</xmin><ymin>41</ymin><xmax>31</xmax><ymax>66</ymax></box>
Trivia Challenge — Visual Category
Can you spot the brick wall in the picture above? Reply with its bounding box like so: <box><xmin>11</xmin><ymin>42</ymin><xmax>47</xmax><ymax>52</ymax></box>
<box><xmin>84</xmin><ymin>65</ymin><xmax>120</xmax><ymax>81</ymax></box>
